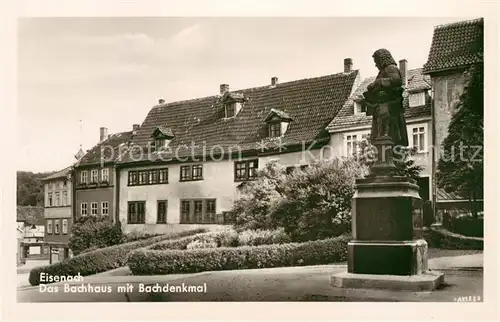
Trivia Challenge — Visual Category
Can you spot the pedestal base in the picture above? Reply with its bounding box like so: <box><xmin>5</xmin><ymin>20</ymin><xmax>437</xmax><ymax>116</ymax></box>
<box><xmin>348</xmin><ymin>239</ymin><xmax>428</xmax><ymax>275</ymax></box>
<box><xmin>331</xmin><ymin>270</ymin><xmax>445</xmax><ymax>292</ymax></box>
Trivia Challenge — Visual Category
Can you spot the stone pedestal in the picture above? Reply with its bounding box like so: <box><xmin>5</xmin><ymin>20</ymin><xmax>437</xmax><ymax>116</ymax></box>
<box><xmin>331</xmin><ymin>175</ymin><xmax>444</xmax><ymax>291</ymax></box>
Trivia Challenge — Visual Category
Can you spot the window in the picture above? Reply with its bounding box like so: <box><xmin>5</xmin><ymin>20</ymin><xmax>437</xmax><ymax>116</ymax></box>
<box><xmin>354</xmin><ymin>102</ymin><xmax>367</xmax><ymax>115</ymax></box>
<box><xmin>128</xmin><ymin>201</ymin><xmax>146</xmax><ymax>224</ymax></box>
<box><xmin>345</xmin><ymin>132</ymin><xmax>370</xmax><ymax>157</ymax></box>
<box><xmin>206</xmin><ymin>199</ymin><xmax>216</xmax><ymax>224</ymax></box>
<box><xmin>63</xmin><ymin>180</ymin><xmax>67</xmax><ymax>187</ymax></box>
<box><xmin>155</xmin><ymin>139</ymin><xmax>166</xmax><ymax>151</ymax></box>
<box><xmin>234</xmin><ymin>159</ymin><xmax>259</xmax><ymax>182</ymax></box>
<box><xmin>48</xmin><ymin>193</ymin><xmax>53</xmax><ymax>207</ymax></box>
<box><xmin>55</xmin><ymin>192</ymin><xmax>60</xmax><ymax>206</ymax></box>
<box><xmin>81</xmin><ymin>202</ymin><xmax>88</xmax><ymax>216</ymax></box>
<box><xmin>194</xmin><ymin>200</ymin><xmax>203</xmax><ymax>223</ymax></box>
<box><xmin>269</xmin><ymin>123</ymin><xmax>281</xmax><ymax>137</ymax></box>
<box><xmin>411</xmin><ymin>126</ymin><xmax>427</xmax><ymax>152</ymax></box>
<box><xmin>180</xmin><ymin>164</ymin><xmax>203</xmax><ymax>182</ymax></box>
<box><xmin>159</xmin><ymin>169</ymin><xmax>168</xmax><ymax>184</ymax></box>
<box><xmin>47</xmin><ymin>220</ymin><xmax>53</xmax><ymax>234</ymax></box>
<box><xmin>409</xmin><ymin>92</ymin><xmax>426</xmax><ymax>107</ymax></box>
<box><xmin>91</xmin><ymin>202</ymin><xmax>98</xmax><ymax>215</ymax></box>
<box><xmin>128</xmin><ymin>168</ymin><xmax>169</xmax><ymax>186</ymax></box>
<box><xmin>101</xmin><ymin>168</ymin><xmax>109</xmax><ymax>182</ymax></box>
<box><xmin>101</xmin><ymin>201</ymin><xmax>109</xmax><ymax>216</ymax></box>
<box><xmin>62</xmin><ymin>219</ymin><xmax>68</xmax><ymax>234</ymax></box>
<box><xmin>62</xmin><ymin>191</ymin><xmax>68</xmax><ymax>206</ymax></box>
<box><xmin>180</xmin><ymin>200</ymin><xmax>191</xmax><ymax>224</ymax></box>
<box><xmin>81</xmin><ymin>171</ymin><xmax>88</xmax><ymax>184</ymax></box>
<box><xmin>128</xmin><ymin>171</ymin><xmax>138</xmax><ymax>185</ymax></box>
<box><xmin>54</xmin><ymin>220</ymin><xmax>60</xmax><ymax>234</ymax></box>
<box><xmin>90</xmin><ymin>170</ymin><xmax>98</xmax><ymax>183</ymax></box>
<box><xmin>157</xmin><ymin>200</ymin><xmax>167</xmax><ymax>224</ymax></box>
<box><xmin>180</xmin><ymin>199</ymin><xmax>217</xmax><ymax>224</ymax></box>
<box><xmin>192</xmin><ymin>165</ymin><xmax>203</xmax><ymax>180</ymax></box>
<box><xmin>225</xmin><ymin>103</ymin><xmax>235</xmax><ymax>118</ymax></box>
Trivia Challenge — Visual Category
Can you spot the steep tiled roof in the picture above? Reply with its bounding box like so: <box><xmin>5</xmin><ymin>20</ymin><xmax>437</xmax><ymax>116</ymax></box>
<box><xmin>17</xmin><ymin>206</ymin><xmax>44</xmax><ymax>225</ymax></box>
<box><xmin>423</xmin><ymin>18</ymin><xmax>483</xmax><ymax>74</ymax></box>
<box><xmin>264</xmin><ymin>108</ymin><xmax>293</xmax><ymax>122</ymax></box>
<box><xmin>120</xmin><ymin>71</ymin><xmax>360</xmax><ymax>163</ymax></box>
<box><xmin>327</xmin><ymin>68</ymin><xmax>431</xmax><ymax>131</ymax></box>
<box><xmin>41</xmin><ymin>166</ymin><xmax>72</xmax><ymax>181</ymax></box>
<box><xmin>76</xmin><ymin>131</ymin><xmax>134</xmax><ymax>167</ymax></box>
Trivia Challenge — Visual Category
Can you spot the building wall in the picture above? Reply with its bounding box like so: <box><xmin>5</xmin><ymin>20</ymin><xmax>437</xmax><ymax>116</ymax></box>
<box><xmin>75</xmin><ymin>166</ymin><xmax>116</xmax><ymax>186</ymax></box>
<box><xmin>44</xmin><ymin>178</ymin><xmax>72</xmax><ymax>208</ymax></box>
<box><xmin>328</xmin><ymin>118</ymin><xmax>433</xmax><ymax>199</ymax></box>
<box><xmin>75</xmin><ymin>188</ymin><xmax>115</xmax><ymax>220</ymax></box>
<box><xmin>45</xmin><ymin>217</ymin><xmax>72</xmax><ymax>245</ymax></box>
<box><xmin>119</xmin><ymin>149</ymin><xmax>325</xmax><ymax>234</ymax></box>
<box><xmin>432</xmin><ymin>72</ymin><xmax>469</xmax><ymax>160</ymax></box>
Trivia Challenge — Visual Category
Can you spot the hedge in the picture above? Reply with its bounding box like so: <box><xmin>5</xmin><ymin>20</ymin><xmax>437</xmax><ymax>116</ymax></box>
<box><xmin>128</xmin><ymin>234</ymin><xmax>350</xmax><ymax>275</ymax></box>
<box><xmin>424</xmin><ymin>227</ymin><xmax>483</xmax><ymax>250</ymax></box>
<box><xmin>29</xmin><ymin>228</ymin><xmax>207</xmax><ymax>286</ymax></box>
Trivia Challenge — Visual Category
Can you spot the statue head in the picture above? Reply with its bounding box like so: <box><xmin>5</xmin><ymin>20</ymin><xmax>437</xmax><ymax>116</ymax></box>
<box><xmin>372</xmin><ymin>49</ymin><xmax>397</xmax><ymax>70</ymax></box>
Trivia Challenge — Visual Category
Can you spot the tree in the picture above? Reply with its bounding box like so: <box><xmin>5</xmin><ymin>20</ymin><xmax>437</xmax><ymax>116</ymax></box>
<box><xmin>437</xmin><ymin>63</ymin><xmax>484</xmax><ymax>217</ymax></box>
<box><xmin>69</xmin><ymin>216</ymin><xmax>123</xmax><ymax>255</ymax></box>
<box><xmin>17</xmin><ymin>171</ymin><xmax>53</xmax><ymax>206</ymax></box>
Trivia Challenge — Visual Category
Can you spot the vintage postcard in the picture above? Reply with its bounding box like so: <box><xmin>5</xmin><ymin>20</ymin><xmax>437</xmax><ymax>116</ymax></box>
<box><xmin>2</xmin><ymin>0</ymin><xmax>498</xmax><ymax>321</ymax></box>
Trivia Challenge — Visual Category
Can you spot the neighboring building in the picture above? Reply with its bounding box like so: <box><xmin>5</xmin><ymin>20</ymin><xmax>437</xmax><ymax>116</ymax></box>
<box><xmin>17</xmin><ymin>225</ymin><xmax>24</xmax><ymax>266</ymax></box>
<box><xmin>117</xmin><ymin>58</ymin><xmax>360</xmax><ymax>234</ymax></box>
<box><xmin>423</xmin><ymin>17</ymin><xmax>484</xmax><ymax>216</ymax></box>
<box><xmin>73</xmin><ymin>127</ymin><xmax>134</xmax><ymax>223</ymax></box>
<box><xmin>16</xmin><ymin>205</ymin><xmax>47</xmax><ymax>259</ymax></box>
<box><xmin>326</xmin><ymin>59</ymin><xmax>433</xmax><ymax>202</ymax></box>
<box><xmin>41</xmin><ymin>167</ymin><xmax>73</xmax><ymax>264</ymax></box>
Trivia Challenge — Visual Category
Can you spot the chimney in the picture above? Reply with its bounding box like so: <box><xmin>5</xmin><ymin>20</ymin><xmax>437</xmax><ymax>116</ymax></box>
<box><xmin>344</xmin><ymin>58</ymin><xmax>353</xmax><ymax>73</ymax></box>
<box><xmin>399</xmin><ymin>59</ymin><xmax>408</xmax><ymax>87</ymax></box>
<box><xmin>132</xmin><ymin>124</ymin><xmax>140</xmax><ymax>132</ymax></box>
<box><xmin>99</xmin><ymin>127</ymin><xmax>108</xmax><ymax>142</ymax></box>
<box><xmin>271</xmin><ymin>77</ymin><xmax>279</xmax><ymax>86</ymax></box>
<box><xmin>158</xmin><ymin>98</ymin><xmax>165</xmax><ymax>104</ymax></box>
<box><xmin>220</xmin><ymin>84</ymin><xmax>229</xmax><ymax>95</ymax></box>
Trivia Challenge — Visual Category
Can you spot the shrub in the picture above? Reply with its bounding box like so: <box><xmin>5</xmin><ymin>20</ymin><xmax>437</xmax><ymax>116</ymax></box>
<box><xmin>237</xmin><ymin>228</ymin><xmax>291</xmax><ymax>246</ymax></box>
<box><xmin>29</xmin><ymin>228</ymin><xmax>207</xmax><ymax>286</ymax></box>
<box><xmin>128</xmin><ymin>234</ymin><xmax>350</xmax><ymax>275</ymax></box>
<box><xmin>232</xmin><ymin>160</ymin><xmax>288</xmax><ymax>231</ymax></box>
<box><xmin>271</xmin><ymin>159</ymin><xmax>362</xmax><ymax>242</ymax></box>
<box><xmin>424</xmin><ymin>227</ymin><xmax>483</xmax><ymax>250</ymax></box>
<box><xmin>69</xmin><ymin>216</ymin><xmax>123</xmax><ymax>256</ymax></box>
<box><xmin>186</xmin><ymin>240</ymin><xmax>218</xmax><ymax>249</ymax></box>
<box><xmin>123</xmin><ymin>231</ymin><xmax>163</xmax><ymax>243</ymax></box>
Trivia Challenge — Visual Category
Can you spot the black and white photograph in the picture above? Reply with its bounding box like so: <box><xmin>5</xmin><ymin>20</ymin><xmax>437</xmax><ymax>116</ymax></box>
<box><xmin>2</xmin><ymin>1</ymin><xmax>498</xmax><ymax>321</ymax></box>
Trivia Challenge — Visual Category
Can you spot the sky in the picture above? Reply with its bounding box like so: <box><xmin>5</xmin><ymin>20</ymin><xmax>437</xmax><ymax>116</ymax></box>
<box><xmin>18</xmin><ymin>16</ymin><xmax>473</xmax><ymax>172</ymax></box>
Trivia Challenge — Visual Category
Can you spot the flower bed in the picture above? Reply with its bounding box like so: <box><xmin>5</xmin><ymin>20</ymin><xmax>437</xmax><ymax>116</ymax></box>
<box><xmin>128</xmin><ymin>234</ymin><xmax>349</xmax><ymax>275</ymax></box>
<box><xmin>29</xmin><ymin>228</ymin><xmax>207</xmax><ymax>286</ymax></box>
<box><xmin>149</xmin><ymin>228</ymin><xmax>291</xmax><ymax>251</ymax></box>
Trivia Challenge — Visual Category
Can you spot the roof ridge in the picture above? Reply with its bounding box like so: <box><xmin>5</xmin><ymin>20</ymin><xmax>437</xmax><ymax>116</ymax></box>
<box><xmin>155</xmin><ymin>70</ymin><xmax>360</xmax><ymax>109</ymax></box>
<box><xmin>434</xmin><ymin>17</ymin><xmax>483</xmax><ymax>30</ymax></box>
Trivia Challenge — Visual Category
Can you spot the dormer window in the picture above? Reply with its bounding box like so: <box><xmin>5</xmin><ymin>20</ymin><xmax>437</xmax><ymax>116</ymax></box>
<box><xmin>269</xmin><ymin>123</ymin><xmax>281</xmax><ymax>137</ymax></box>
<box><xmin>151</xmin><ymin>126</ymin><xmax>175</xmax><ymax>152</ymax></box>
<box><xmin>409</xmin><ymin>91</ymin><xmax>426</xmax><ymax>107</ymax></box>
<box><xmin>264</xmin><ymin>108</ymin><xmax>293</xmax><ymax>138</ymax></box>
<box><xmin>224</xmin><ymin>102</ymin><xmax>238</xmax><ymax>118</ymax></box>
<box><xmin>354</xmin><ymin>101</ymin><xmax>367</xmax><ymax>115</ymax></box>
<box><xmin>220</xmin><ymin>91</ymin><xmax>246</xmax><ymax>119</ymax></box>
